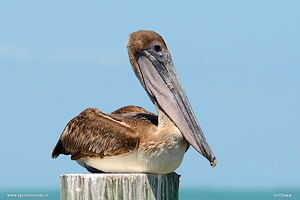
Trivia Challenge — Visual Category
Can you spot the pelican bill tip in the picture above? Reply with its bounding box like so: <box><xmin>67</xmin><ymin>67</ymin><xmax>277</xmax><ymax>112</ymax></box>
<box><xmin>210</xmin><ymin>158</ymin><xmax>217</xmax><ymax>168</ymax></box>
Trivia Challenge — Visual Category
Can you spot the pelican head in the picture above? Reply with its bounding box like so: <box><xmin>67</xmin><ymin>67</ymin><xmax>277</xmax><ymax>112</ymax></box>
<box><xmin>127</xmin><ymin>30</ymin><xmax>217</xmax><ymax>168</ymax></box>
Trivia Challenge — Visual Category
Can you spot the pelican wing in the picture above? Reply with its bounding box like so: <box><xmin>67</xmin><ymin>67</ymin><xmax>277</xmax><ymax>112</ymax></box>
<box><xmin>52</xmin><ymin>108</ymin><xmax>139</xmax><ymax>160</ymax></box>
<box><xmin>111</xmin><ymin>105</ymin><xmax>157</xmax><ymax>116</ymax></box>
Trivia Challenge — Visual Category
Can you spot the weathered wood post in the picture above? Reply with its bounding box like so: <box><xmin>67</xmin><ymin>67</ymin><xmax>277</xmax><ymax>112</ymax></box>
<box><xmin>60</xmin><ymin>173</ymin><xmax>180</xmax><ymax>200</ymax></box>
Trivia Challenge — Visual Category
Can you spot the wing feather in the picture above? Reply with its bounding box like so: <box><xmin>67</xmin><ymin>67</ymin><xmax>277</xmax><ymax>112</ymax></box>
<box><xmin>52</xmin><ymin>108</ymin><xmax>139</xmax><ymax>160</ymax></box>
<box><xmin>111</xmin><ymin>105</ymin><xmax>157</xmax><ymax>116</ymax></box>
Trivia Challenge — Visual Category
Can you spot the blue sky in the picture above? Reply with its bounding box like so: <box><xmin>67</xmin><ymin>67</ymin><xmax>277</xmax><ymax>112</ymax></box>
<box><xmin>1</xmin><ymin>1</ymin><xmax>299</xmax><ymax>191</ymax></box>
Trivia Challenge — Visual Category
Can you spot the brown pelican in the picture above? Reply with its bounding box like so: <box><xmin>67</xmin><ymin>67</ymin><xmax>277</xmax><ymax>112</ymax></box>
<box><xmin>52</xmin><ymin>30</ymin><xmax>216</xmax><ymax>174</ymax></box>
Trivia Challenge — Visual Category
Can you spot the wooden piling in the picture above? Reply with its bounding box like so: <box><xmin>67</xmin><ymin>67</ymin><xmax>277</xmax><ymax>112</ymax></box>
<box><xmin>60</xmin><ymin>173</ymin><xmax>180</xmax><ymax>200</ymax></box>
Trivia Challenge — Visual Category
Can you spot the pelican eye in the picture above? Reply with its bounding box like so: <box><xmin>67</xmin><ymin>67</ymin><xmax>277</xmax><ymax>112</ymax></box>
<box><xmin>153</xmin><ymin>44</ymin><xmax>162</xmax><ymax>52</ymax></box>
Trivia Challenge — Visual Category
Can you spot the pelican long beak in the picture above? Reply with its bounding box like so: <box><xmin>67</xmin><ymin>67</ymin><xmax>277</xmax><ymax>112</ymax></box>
<box><xmin>136</xmin><ymin>44</ymin><xmax>216</xmax><ymax>168</ymax></box>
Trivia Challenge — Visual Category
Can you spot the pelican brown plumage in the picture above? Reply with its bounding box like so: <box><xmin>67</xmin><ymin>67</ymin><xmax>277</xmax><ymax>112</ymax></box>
<box><xmin>52</xmin><ymin>30</ymin><xmax>216</xmax><ymax>174</ymax></box>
